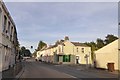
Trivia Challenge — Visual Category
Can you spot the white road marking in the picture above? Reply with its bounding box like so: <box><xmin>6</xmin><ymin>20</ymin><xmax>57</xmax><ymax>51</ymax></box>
<box><xmin>61</xmin><ymin>72</ymin><xmax>77</xmax><ymax>78</ymax></box>
<box><xmin>76</xmin><ymin>69</ymin><xmax>84</xmax><ymax>71</ymax></box>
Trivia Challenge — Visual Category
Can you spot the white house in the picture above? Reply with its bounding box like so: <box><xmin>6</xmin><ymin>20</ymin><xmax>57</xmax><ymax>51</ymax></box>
<box><xmin>95</xmin><ymin>39</ymin><xmax>119</xmax><ymax>70</ymax></box>
<box><xmin>36</xmin><ymin>36</ymin><xmax>92</xmax><ymax>65</ymax></box>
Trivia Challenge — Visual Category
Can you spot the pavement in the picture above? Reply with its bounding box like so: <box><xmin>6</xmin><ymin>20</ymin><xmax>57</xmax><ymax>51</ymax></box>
<box><xmin>67</xmin><ymin>64</ymin><xmax>118</xmax><ymax>75</ymax></box>
<box><xmin>2</xmin><ymin>62</ymin><xmax>23</xmax><ymax>79</ymax></box>
<box><xmin>0</xmin><ymin>72</ymin><xmax>2</xmax><ymax>80</ymax></box>
<box><xmin>2</xmin><ymin>66</ymin><xmax>15</xmax><ymax>78</ymax></box>
<box><xmin>48</xmin><ymin>64</ymin><xmax>118</xmax><ymax>78</ymax></box>
<box><xmin>15</xmin><ymin>65</ymin><xmax>25</xmax><ymax>79</ymax></box>
<box><xmin>41</xmin><ymin>62</ymin><xmax>118</xmax><ymax>74</ymax></box>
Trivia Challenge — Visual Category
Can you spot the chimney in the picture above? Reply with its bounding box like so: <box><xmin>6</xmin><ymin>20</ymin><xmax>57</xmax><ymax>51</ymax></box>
<box><xmin>64</xmin><ymin>36</ymin><xmax>69</xmax><ymax>41</ymax></box>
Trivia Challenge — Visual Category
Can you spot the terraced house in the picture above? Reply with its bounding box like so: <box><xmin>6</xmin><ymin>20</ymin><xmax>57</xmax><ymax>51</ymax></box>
<box><xmin>36</xmin><ymin>36</ymin><xmax>92</xmax><ymax>65</ymax></box>
<box><xmin>0</xmin><ymin>1</ymin><xmax>19</xmax><ymax>71</ymax></box>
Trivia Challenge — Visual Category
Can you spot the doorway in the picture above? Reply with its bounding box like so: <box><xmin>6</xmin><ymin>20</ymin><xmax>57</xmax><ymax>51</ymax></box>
<box><xmin>76</xmin><ymin>56</ymin><xmax>79</xmax><ymax>64</ymax></box>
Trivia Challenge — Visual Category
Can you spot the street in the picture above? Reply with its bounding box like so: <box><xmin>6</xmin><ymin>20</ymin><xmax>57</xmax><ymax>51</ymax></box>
<box><xmin>20</xmin><ymin>59</ymin><xmax>74</xmax><ymax>78</ymax></box>
<box><xmin>19</xmin><ymin>58</ymin><xmax>118</xmax><ymax>80</ymax></box>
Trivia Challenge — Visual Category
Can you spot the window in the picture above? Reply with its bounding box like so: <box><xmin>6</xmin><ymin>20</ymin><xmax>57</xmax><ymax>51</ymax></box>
<box><xmin>59</xmin><ymin>46</ymin><xmax>63</xmax><ymax>53</ymax></box>
<box><xmin>63</xmin><ymin>55</ymin><xmax>70</xmax><ymax>62</ymax></box>
<box><xmin>81</xmin><ymin>48</ymin><xmax>84</xmax><ymax>53</ymax></box>
<box><xmin>62</xmin><ymin>46</ymin><xmax>63</xmax><ymax>52</ymax></box>
<box><xmin>59</xmin><ymin>46</ymin><xmax>61</xmax><ymax>53</ymax></box>
<box><xmin>5</xmin><ymin>47</ymin><xmax>7</xmax><ymax>61</ymax></box>
<box><xmin>0</xmin><ymin>8</ymin><xmax>2</xmax><ymax>24</ymax></box>
<box><xmin>11</xmin><ymin>26</ymin><xmax>13</xmax><ymax>35</ymax></box>
<box><xmin>10</xmin><ymin>26</ymin><xmax>13</xmax><ymax>41</ymax></box>
<box><xmin>76</xmin><ymin>48</ymin><xmax>78</xmax><ymax>52</ymax></box>
<box><xmin>3</xmin><ymin>15</ymin><xmax>7</xmax><ymax>32</ymax></box>
<box><xmin>8</xmin><ymin>21</ymin><xmax>10</xmax><ymax>34</ymax></box>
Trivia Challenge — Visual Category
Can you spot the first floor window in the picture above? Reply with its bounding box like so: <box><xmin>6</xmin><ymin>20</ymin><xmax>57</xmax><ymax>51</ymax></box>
<box><xmin>76</xmin><ymin>48</ymin><xmax>78</xmax><ymax>52</ymax></box>
<box><xmin>0</xmin><ymin>8</ymin><xmax>2</xmax><ymax>24</ymax></box>
<box><xmin>3</xmin><ymin>15</ymin><xmax>7</xmax><ymax>32</ymax></box>
<box><xmin>8</xmin><ymin>21</ymin><xmax>11</xmax><ymax>34</ymax></box>
<box><xmin>59</xmin><ymin>46</ymin><xmax>61</xmax><ymax>53</ymax></box>
<box><xmin>81</xmin><ymin>48</ymin><xmax>84</xmax><ymax>53</ymax></box>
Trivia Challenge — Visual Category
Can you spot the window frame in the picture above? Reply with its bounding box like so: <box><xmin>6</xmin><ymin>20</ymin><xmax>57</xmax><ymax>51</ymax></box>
<box><xmin>8</xmin><ymin>21</ymin><xmax>11</xmax><ymax>34</ymax></box>
<box><xmin>3</xmin><ymin>15</ymin><xmax>7</xmax><ymax>32</ymax></box>
<box><xmin>76</xmin><ymin>47</ymin><xmax>79</xmax><ymax>52</ymax></box>
<box><xmin>81</xmin><ymin>48</ymin><xmax>84</xmax><ymax>53</ymax></box>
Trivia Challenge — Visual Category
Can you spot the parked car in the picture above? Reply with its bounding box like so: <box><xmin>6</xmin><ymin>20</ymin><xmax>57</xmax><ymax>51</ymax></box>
<box><xmin>23</xmin><ymin>57</ymin><xmax>31</xmax><ymax>61</ymax></box>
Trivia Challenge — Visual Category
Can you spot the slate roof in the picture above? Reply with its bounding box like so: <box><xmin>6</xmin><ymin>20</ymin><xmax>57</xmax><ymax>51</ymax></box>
<box><xmin>71</xmin><ymin>42</ymin><xmax>89</xmax><ymax>47</ymax></box>
<box><xmin>47</xmin><ymin>44</ymin><xmax>57</xmax><ymax>49</ymax></box>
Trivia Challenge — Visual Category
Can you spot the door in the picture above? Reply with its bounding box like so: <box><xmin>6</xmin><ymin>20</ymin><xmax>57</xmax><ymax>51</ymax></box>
<box><xmin>76</xmin><ymin>56</ymin><xmax>79</xmax><ymax>64</ymax></box>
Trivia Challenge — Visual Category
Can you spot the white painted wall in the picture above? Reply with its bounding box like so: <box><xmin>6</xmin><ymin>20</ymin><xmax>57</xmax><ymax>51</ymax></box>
<box><xmin>0</xmin><ymin>2</ymin><xmax>17</xmax><ymax>71</ymax></box>
<box><xmin>63</xmin><ymin>40</ymin><xmax>92</xmax><ymax>64</ymax></box>
<box><xmin>95</xmin><ymin>39</ymin><xmax>119</xmax><ymax>70</ymax></box>
<box><xmin>0</xmin><ymin>2</ymin><xmax>3</xmax><ymax>72</ymax></box>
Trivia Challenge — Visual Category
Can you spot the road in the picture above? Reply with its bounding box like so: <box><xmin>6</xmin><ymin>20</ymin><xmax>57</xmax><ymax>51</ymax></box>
<box><xmin>19</xmin><ymin>58</ymin><xmax>118</xmax><ymax>80</ymax></box>
<box><xmin>20</xmin><ymin>60</ymin><xmax>74</xmax><ymax>78</ymax></box>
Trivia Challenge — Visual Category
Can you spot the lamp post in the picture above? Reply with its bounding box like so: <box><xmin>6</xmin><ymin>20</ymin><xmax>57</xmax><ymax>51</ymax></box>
<box><xmin>85</xmin><ymin>54</ymin><xmax>89</xmax><ymax>69</ymax></box>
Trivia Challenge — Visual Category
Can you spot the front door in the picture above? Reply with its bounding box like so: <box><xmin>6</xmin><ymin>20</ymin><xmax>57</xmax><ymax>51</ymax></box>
<box><xmin>76</xmin><ymin>56</ymin><xmax>79</xmax><ymax>64</ymax></box>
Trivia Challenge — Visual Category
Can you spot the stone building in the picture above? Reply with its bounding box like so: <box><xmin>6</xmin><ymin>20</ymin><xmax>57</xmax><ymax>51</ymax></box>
<box><xmin>0</xmin><ymin>1</ymin><xmax>19</xmax><ymax>71</ymax></box>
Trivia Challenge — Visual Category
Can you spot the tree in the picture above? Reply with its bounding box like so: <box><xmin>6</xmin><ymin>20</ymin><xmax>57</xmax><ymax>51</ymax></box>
<box><xmin>96</xmin><ymin>38</ymin><xmax>104</xmax><ymax>49</ymax></box>
<box><xmin>84</xmin><ymin>34</ymin><xmax>118</xmax><ymax>62</ymax></box>
<box><xmin>20</xmin><ymin>46</ymin><xmax>31</xmax><ymax>57</ymax></box>
<box><xmin>32</xmin><ymin>51</ymin><xmax>37</xmax><ymax>57</ymax></box>
<box><xmin>104</xmin><ymin>34</ymin><xmax>118</xmax><ymax>45</ymax></box>
<box><xmin>32</xmin><ymin>41</ymin><xmax>47</xmax><ymax>57</ymax></box>
<box><xmin>32</xmin><ymin>49</ymin><xmax>37</xmax><ymax>57</ymax></box>
<box><xmin>21</xmin><ymin>46</ymin><xmax>26</xmax><ymax>51</ymax></box>
<box><xmin>84</xmin><ymin>41</ymin><xmax>97</xmax><ymax>60</ymax></box>
<box><xmin>24</xmin><ymin>49</ymin><xmax>31</xmax><ymax>57</ymax></box>
<box><xmin>64</xmin><ymin>36</ymin><xmax>69</xmax><ymax>41</ymax></box>
<box><xmin>37</xmin><ymin>41</ymin><xmax>47</xmax><ymax>50</ymax></box>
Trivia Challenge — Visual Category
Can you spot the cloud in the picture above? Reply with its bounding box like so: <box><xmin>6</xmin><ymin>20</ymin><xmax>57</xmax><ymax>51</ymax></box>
<box><xmin>4</xmin><ymin>2</ymin><xmax>118</xmax><ymax>52</ymax></box>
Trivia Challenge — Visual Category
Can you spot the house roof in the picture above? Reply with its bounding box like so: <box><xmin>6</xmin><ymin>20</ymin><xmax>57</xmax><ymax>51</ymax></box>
<box><xmin>71</xmin><ymin>42</ymin><xmax>89</xmax><ymax>47</ymax></box>
<box><xmin>95</xmin><ymin>39</ymin><xmax>119</xmax><ymax>53</ymax></box>
<box><xmin>47</xmin><ymin>44</ymin><xmax>57</xmax><ymax>49</ymax></box>
<box><xmin>60</xmin><ymin>40</ymin><xmax>64</xmax><ymax>42</ymax></box>
<box><xmin>40</xmin><ymin>46</ymin><xmax>47</xmax><ymax>51</ymax></box>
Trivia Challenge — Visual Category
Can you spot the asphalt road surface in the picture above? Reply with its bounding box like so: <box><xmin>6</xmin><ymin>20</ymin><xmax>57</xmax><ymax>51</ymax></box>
<box><xmin>19</xmin><ymin>58</ymin><xmax>118</xmax><ymax>80</ymax></box>
<box><xmin>20</xmin><ymin>61</ymin><xmax>74</xmax><ymax>78</ymax></box>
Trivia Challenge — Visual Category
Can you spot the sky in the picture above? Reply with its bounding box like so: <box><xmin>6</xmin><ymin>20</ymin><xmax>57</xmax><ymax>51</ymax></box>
<box><xmin>2</xmin><ymin>0</ymin><xmax>120</xmax><ymax>2</ymax></box>
<box><xmin>4</xmin><ymin>2</ymin><xmax>118</xmax><ymax>52</ymax></box>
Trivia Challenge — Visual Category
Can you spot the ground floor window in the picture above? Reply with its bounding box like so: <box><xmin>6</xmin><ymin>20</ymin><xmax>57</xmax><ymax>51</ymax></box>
<box><xmin>63</xmin><ymin>55</ymin><xmax>70</xmax><ymax>62</ymax></box>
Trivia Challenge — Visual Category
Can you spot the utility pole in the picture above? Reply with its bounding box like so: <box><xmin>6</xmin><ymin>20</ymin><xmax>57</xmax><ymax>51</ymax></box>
<box><xmin>85</xmin><ymin>54</ymin><xmax>89</xmax><ymax>69</ymax></box>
